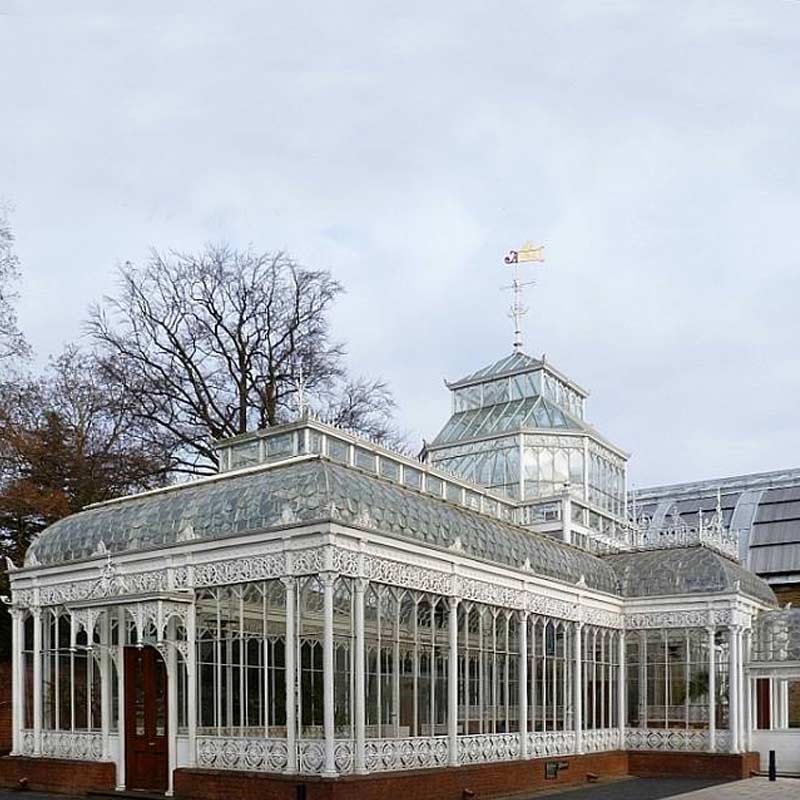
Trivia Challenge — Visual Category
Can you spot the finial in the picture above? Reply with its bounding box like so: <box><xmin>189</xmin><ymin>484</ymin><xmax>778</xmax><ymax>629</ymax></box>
<box><xmin>502</xmin><ymin>242</ymin><xmax>544</xmax><ymax>353</ymax></box>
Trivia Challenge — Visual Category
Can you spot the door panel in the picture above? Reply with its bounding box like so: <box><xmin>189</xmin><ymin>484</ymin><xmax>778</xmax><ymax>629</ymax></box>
<box><xmin>125</xmin><ymin>646</ymin><xmax>168</xmax><ymax>792</ymax></box>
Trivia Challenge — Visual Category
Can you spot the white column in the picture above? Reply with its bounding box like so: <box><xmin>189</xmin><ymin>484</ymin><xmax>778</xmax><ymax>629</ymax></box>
<box><xmin>32</xmin><ymin>607</ymin><xmax>42</xmax><ymax>755</ymax></box>
<box><xmin>186</xmin><ymin>604</ymin><xmax>197</xmax><ymax>767</ymax></box>
<box><xmin>617</xmin><ymin>630</ymin><xmax>626</xmax><ymax>746</ymax></box>
<box><xmin>518</xmin><ymin>613</ymin><xmax>529</xmax><ymax>760</ymax></box>
<box><xmin>282</xmin><ymin>577</ymin><xmax>297</xmax><ymax>774</ymax></box>
<box><xmin>10</xmin><ymin>609</ymin><xmax>23</xmax><ymax>754</ymax></box>
<box><xmin>165</xmin><ymin>620</ymin><xmax>178</xmax><ymax>796</ymax></box>
<box><xmin>353</xmin><ymin>579</ymin><xmax>367</xmax><ymax>774</ymax></box>
<box><xmin>707</xmin><ymin>626</ymin><xmax>716</xmax><ymax>752</ymax></box>
<box><xmin>116</xmin><ymin>607</ymin><xmax>126</xmax><ymax>790</ymax></box>
<box><xmin>100</xmin><ymin>613</ymin><xmax>111</xmax><ymax>760</ymax></box>
<box><xmin>321</xmin><ymin>572</ymin><xmax>337</xmax><ymax>777</ymax></box>
<box><xmin>740</xmin><ymin>629</ymin><xmax>753</xmax><ymax>753</ymax></box>
<box><xmin>447</xmin><ymin>596</ymin><xmax>459</xmax><ymax>767</ymax></box>
<box><xmin>729</xmin><ymin>626</ymin><xmax>740</xmax><ymax>753</ymax></box>
<box><xmin>573</xmin><ymin>622</ymin><xmax>583</xmax><ymax>754</ymax></box>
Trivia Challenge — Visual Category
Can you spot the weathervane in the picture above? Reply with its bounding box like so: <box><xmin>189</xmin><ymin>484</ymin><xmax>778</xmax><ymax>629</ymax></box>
<box><xmin>502</xmin><ymin>242</ymin><xmax>545</xmax><ymax>353</ymax></box>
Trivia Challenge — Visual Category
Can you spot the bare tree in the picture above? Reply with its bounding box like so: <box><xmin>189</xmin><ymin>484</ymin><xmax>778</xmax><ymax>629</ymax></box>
<box><xmin>88</xmin><ymin>245</ymin><xmax>398</xmax><ymax>475</ymax></box>
<box><xmin>0</xmin><ymin>202</ymin><xmax>29</xmax><ymax>363</ymax></box>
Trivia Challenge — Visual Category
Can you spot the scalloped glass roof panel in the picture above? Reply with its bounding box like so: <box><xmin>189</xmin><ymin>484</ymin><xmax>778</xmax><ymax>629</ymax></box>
<box><xmin>752</xmin><ymin>608</ymin><xmax>800</xmax><ymax>662</ymax></box>
<box><xmin>603</xmin><ymin>546</ymin><xmax>776</xmax><ymax>605</ymax></box>
<box><xmin>26</xmin><ymin>458</ymin><xmax>620</xmax><ymax>595</ymax></box>
<box><xmin>450</xmin><ymin>352</ymin><xmax>543</xmax><ymax>387</ymax></box>
<box><xmin>431</xmin><ymin>396</ymin><xmax>586</xmax><ymax>446</ymax></box>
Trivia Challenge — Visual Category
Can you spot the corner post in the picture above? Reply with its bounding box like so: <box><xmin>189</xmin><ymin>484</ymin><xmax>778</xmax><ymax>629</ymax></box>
<box><xmin>99</xmin><ymin>612</ymin><xmax>111</xmax><ymax>760</ymax></box>
<box><xmin>116</xmin><ymin>607</ymin><xmax>126</xmax><ymax>790</ymax></box>
<box><xmin>10</xmin><ymin>608</ymin><xmax>23</xmax><ymax>755</ymax></box>
<box><xmin>573</xmin><ymin>620</ymin><xmax>583</xmax><ymax>755</ymax></box>
<box><xmin>518</xmin><ymin>612</ymin><xmax>529</xmax><ymax>759</ymax></box>
<box><xmin>281</xmin><ymin>576</ymin><xmax>297</xmax><ymax>774</ymax></box>
<box><xmin>617</xmin><ymin>629</ymin><xmax>626</xmax><ymax>747</ymax></box>
<box><xmin>447</xmin><ymin>595</ymin><xmax>460</xmax><ymax>767</ymax></box>
<box><xmin>321</xmin><ymin>571</ymin><xmax>338</xmax><ymax>777</ymax></box>
<box><xmin>353</xmin><ymin>578</ymin><xmax>368</xmax><ymax>774</ymax></box>
<box><xmin>186</xmin><ymin>603</ymin><xmax>197</xmax><ymax>767</ymax></box>
<box><xmin>32</xmin><ymin>605</ymin><xmax>42</xmax><ymax>755</ymax></box>
<box><xmin>729</xmin><ymin>625</ymin><xmax>740</xmax><ymax>753</ymax></box>
<box><xmin>707</xmin><ymin>625</ymin><xmax>716</xmax><ymax>753</ymax></box>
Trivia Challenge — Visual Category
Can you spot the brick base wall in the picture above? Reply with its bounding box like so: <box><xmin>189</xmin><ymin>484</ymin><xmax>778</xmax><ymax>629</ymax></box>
<box><xmin>628</xmin><ymin>751</ymin><xmax>760</xmax><ymax>780</ymax></box>
<box><xmin>175</xmin><ymin>750</ymin><xmax>763</xmax><ymax>800</ymax></box>
<box><xmin>175</xmin><ymin>752</ymin><xmax>629</xmax><ymax>800</ymax></box>
<box><xmin>0</xmin><ymin>755</ymin><xmax>116</xmax><ymax>794</ymax></box>
<box><xmin>0</xmin><ymin>749</ymin><xmax>758</xmax><ymax>799</ymax></box>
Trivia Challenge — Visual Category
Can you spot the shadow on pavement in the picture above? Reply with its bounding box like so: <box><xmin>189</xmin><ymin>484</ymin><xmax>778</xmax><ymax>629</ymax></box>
<box><xmin>531</xmin><ymin>777</ymin><xmax>730</xmax><ymax>799</ymax></box>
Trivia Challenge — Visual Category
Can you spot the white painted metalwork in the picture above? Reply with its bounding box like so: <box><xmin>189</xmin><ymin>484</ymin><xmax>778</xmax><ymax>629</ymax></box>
<box><xmin>364</xmin><ymin>736</ymin><xmax>449</xmax><ymax>772</ymax></box>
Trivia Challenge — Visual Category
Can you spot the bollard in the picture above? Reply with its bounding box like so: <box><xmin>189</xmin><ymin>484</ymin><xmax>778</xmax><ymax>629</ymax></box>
<box><xmin>768</xmin><ymin>749</ymin><xmax>776</xmax><ymax>782</ymax></box>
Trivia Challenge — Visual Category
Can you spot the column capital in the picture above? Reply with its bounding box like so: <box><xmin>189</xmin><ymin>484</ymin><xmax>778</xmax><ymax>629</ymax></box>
<box><xmin>319</xmin><ymin>570</ymin><xmax>339</xmax><ymax>590</ymax></box>
<box><xmin>354</xmin><ymin>577</ymin><xmax>369</xmax><ymax>594</ymax></box>
<box><xmin>447</xmin><ymin>595</ymin><xmax>461</xmax><ymax>611</ymax></box>
<box><xmin>279</xmin><ymin>575</ymin><xmax>297</xmax><ymax>589</ymax></box>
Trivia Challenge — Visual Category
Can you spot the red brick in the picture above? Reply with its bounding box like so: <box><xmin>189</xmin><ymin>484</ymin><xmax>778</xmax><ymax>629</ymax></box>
<box><xmin>628</xmin><ymin>751</ymin><xmax>760</xmax><ymax>780</ymax></box>
<box><xmin>0</xmin><ymin>755</ymin><xmax>116</xmax><ymax>794</ymax></box>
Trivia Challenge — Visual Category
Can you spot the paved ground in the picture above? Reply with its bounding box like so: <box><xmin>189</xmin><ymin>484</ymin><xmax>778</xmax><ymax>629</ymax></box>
<box><xmin>531</xmin><ymin>777</ymin><xmax>799</xmax><ymax>800</ymax></box>
<box><xmin>0</xmin><ymin>777</ymin><xmax>796</xmax><ymax>800</ymax></box>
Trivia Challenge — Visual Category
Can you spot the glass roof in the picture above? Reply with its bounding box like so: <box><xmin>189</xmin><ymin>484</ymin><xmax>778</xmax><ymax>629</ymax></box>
<box><xmin>603</xmin><ymin>546</ymin><xmax>776</xmax><ymax>605</ymax></box>
<box><xmin>26</xmin><ymin>457</ymin><xmax>621</xmax><ymax>594</ymax></box>
<box><xmin>431</xmin><ymin>396</ymin><xmax>586</xmax><ymax>446</ymax></box>
<box><xmin>448</xmin><ymin>352</ymin><xmax>543</xmax><ymax>388</ymax></box>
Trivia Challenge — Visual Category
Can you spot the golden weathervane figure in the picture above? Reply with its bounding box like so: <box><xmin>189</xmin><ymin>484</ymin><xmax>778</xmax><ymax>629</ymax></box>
<box><xmin>502</xmin><ymin>242</ymin><xmax>545</xmax><ymax>353</ymax></box>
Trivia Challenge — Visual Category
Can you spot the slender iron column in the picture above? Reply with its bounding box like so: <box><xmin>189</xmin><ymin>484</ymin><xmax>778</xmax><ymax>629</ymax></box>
<box><xmin>354</xmin><ymin>579</ymin><xmax>367</xmax><ymax>773</ymax></box>
<box><xmin>707</xmin><ymin>626</ymin><xmax>716</xmax><ymax>752</ymax></box>
<box><xmin>166</xmin><ymin>619</ymin><xmax>178</xmax><ymax>796</ymax></box>
<box><xmin>281</xmin><ymin>577</ymin><xmax>297</xmax><ymax>774</ymax></box>
<box><xmin>116</xmin><ymin>607</ymin><xmax>126</xmax><ymax>790</ymax></box>
<box><xmin>32</xmin><ymin>607</ymin><xmax>42</xmax><ymax>755</ymax></box>
<box><xmin>447</xmin><ymin>596</ymin><xmax>460</xmax><ymax>767</ymax></box>
<box><xmin>186</xmin><ymin>603</ymin><xmax>197</xmax><ymax>767</ymax></box>
<box><xmin>10</xmin><ymin>609</ymin><xmax>22</xmax><ymax>754</ymax></box>
<box><xmin>321</xmin><ymin>572</ymin><xmax>337</xmax><ymax>777</ymax></box>
<box><xmin>743</xmin><ymin>629</ymin><xmax>752</xmax><ymax>752</ymax></box>
<box><xmin>100</xmin><ymin>613</ymin><xmax>111</xmax><ymax>760</ymax></box>
<box><xmin>573</xmin><ymin>621</ymin><xmax>583</xmax><ymax>754</ymax></box>
<box><xmin>518</xmin><ymin>612</ymin><xmax>529</xmax><ymax>759</ymax></box>
<box><xmin>729</xmin><ymin>626</ymin><xmax>740</xmax><ymax>753</ymax></box>
<box><xmin>617</xmin><ymin>629</ymin><xmax>626</xmax><ymax>746</ymax></box>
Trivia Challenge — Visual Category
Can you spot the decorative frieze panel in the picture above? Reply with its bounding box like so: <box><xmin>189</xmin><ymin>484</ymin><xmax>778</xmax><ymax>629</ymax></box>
<box><xmin>458</xmin><ymin>733</ymin><xmax>520</xmax><ymax>764</ymax></box>
<box><xmin>363</xmin><ymin>736</ymin><xmax>449</xmax><ymax>772</ymax></box>
<box><xmin>192</xmin><ymin>553</ymin><xmax>285</xmax><ymax>588</ymax></box>
<box><xmin>625</xmin><ymin>727</ymin><xmax>710</xmax><ymax>752</ymax></box>
<box><xmin>527</xmin><ymin>730</ymin><xmax>576</xmax><ymax>757</ymax></box>
<box><xmin>582</xmin><ymin>728</ymin><xmax>621</xmax><ymax>752</ymax></box>
<box><xmin>196</xmin><ymin>736</ymin><xmax>289</xmax><ymax>772</ymax></box>
<box><xmin>625</xmin><ymin>609</ymin><xmax>732</xmax><ymax>630</ymax></box>
<box><xmin>19</xmin><ymin>730</ymin><xmax>103</xmax><ymax>761</ymax></box>
<box><xmin>363</xmin><ymin>554</ymin><xmax>453</xmax><ymax>596</ymax></box>
<box><xmin>297</xmin><ymin>739</ymin><xmax>325</xmax><ymax>774</ymax></box>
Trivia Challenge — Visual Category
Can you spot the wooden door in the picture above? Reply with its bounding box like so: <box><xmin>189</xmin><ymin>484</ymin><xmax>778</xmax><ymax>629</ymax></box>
<box><xmin>125</xmin><ymin>646</ymin><xmax>168</xmax><ymax>792</ymax></box>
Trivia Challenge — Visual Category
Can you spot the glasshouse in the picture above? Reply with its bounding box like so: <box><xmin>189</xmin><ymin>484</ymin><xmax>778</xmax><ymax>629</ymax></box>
<box><xmin>3</xmin><ymin>350</ymin><xmax>798</xmax><ymax>798</ymax></box>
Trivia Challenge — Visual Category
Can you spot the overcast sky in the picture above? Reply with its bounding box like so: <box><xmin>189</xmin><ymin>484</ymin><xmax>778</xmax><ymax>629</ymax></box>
<box><xmin>2</xmin><ymin>1</ymin><xmax>799</xmax><ymax>489</ymax></box>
